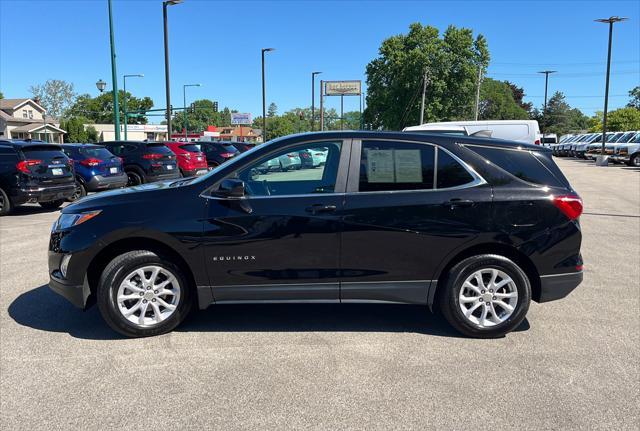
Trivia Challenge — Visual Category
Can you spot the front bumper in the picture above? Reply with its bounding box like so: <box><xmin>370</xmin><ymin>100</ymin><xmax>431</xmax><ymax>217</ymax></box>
<box><xmin>85</xmin><ymin>173</ymin><xmax>128</xmax><ymax>192</ymax></box>
<box><xmin>537</xmin><ymin>271</ymin><xmax>583</xmax><ymax>303</ymax></box>
<box><xmin>13</xmin><ymin>183</ymin><xmax>76</xmax><ymax>205</ymax></box>
<box><xmin>48</xmin><ymin>272</ymin><xmax>90</xmax><ymax>309</ymax></box>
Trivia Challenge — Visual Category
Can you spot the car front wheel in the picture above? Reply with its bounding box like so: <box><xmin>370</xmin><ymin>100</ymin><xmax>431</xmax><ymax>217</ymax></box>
<box><xmin>438</xmin><ymin>254</ymin><xmax>531</xmax><ymax>338</ymax></box>
<box><xmin>97</xmin><ymin>250</ymin><xmax>193</xmax><ymax>337</ymax></box>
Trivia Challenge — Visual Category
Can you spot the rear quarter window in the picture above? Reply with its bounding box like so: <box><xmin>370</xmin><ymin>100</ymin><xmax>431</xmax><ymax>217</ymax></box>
<box><xmin>466</xmin><ymin>145</ymin><xmax>567</xmax><ymax>187</ymax></box>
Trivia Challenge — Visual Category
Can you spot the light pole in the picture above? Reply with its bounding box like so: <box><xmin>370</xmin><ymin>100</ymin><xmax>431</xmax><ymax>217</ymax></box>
<box><xmin>163</xmin><ymin>0</ymin><xmax>182</xmax><ymax>141</ymax></box>
<box><xmin>261</xmin><ymin>48</ymin><xmax>274</xmax><ymax>142</ymax></box>
<box><xmin>537</xmin><ymin>70</ymin><xmax>556</xmax><ymax>137</ymax></box>
<box><xmin>123</xmin><ymin>74</ymin><xmax>144</xmax><ymax>141</ymax></box>
<box><xmin>96</xmin><ymin>79</ymin><xmax>107</xmax><ymax>93</ymax></box>
<box><xmin>107</xmin><ymin>0</ymin><xmax>120</xmax><ymax>140</ymax></box>
<box><xmin>595</xmin><ymin>16</ymin><xmax>628</xmax><ymax>166</ymax></box>
<box><xmin>183</xmin><ymin>83</ymin><xmax>201</xmax><ymax>140</ymax></box>
<box><xmin>311</xmin><ymin>71</ymin><xmax>322</xmax><ymax>131</ymax></box>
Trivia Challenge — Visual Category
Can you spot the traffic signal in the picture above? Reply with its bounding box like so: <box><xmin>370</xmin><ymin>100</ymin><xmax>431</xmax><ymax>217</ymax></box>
<box><xmin>190</xmin><ymin>102</ymin><xmax>195</xmax><ymax>113</ymax></box>
<box><xmin>213</xmin><ymin>101</ymin><xmax>218</xmax><ymax>112</ymax></box>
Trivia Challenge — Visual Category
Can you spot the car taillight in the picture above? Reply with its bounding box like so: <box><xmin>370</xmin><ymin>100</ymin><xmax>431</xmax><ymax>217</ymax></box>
<box><xmin>553</xmin><ymin>194</ymin><xmax>583</xmax><ymax>220</ymax></box>
<box><xmin>534</xmin><ymin>139</ymin><xmax>541</xmax><ymax>145</ymax></box>
<box><xmin>16</xmin><ymin>159</ymin><xmax>42</xmax><ymax>173</ymax></box>
<box><xmin>220</xmin><ymin>152</ymin><xmax>234</xmax><ymax>158</ymax></box>
<box><xmin>143</xmin><ymin>153</ymin><xmax>163</xmax><ymax>160</ymax></box>
<box><xmin>80</xmin><ymin>158</ymin><xmax>103</xmax><ymax>167</ymax></box>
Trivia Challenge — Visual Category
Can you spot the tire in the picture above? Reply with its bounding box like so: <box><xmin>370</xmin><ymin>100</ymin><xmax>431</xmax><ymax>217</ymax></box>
<box><xmin>0</xmin><ymin>187</ymin><xmax>12</xmax><ymax>216</ymax></box>
<box><xmin>629</xmin><ymin>154</ymin><xmax>640</xmax><ymax>167</ymax></box>
<box><xmin>126</xmin><ymin>170</ymin><xmax>143</xmax><ymax>187</ymax></box>
<box><xmin>97</xmin><ymin>250</ymin><xmax>193</xmax><ymax>337</ymax></box>
<box><xmin>67</xmin><ymin>181</ymin><xmax>87</xmax><ymax>202</ymax></box>
<box><xmin>39</xmin><ymin>199</ymin><xmax>65</xmax><ymax>210</ymax></box>
<box><xmin>438</xmin><ymin>254</ymin><xmax>531</xmax><ymax>338</ymax></box>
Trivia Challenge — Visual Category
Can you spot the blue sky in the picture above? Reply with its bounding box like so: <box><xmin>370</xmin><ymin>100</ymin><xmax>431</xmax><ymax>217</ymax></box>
<box><xmin>1</xmin><ymin>0</ymin><xmax>639</xmax><ymax>122</ymax></box>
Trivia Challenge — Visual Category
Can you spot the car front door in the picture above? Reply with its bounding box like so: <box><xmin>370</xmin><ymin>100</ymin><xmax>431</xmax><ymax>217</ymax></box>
<box><xmin>201</xmin><ymin>139</ymin><xmax>350</xmax><ymax>302</ymax></box>
<box><xmin>340</xmin><ymin>138</ymin><xmax>493</xmax><ymax>304</ymax></box>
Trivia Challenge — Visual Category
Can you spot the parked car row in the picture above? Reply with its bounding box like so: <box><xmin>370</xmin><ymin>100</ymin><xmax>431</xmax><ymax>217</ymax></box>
<box><xmin>0</xmin><ymin>139</ymin><xmax>256</xmax><ymax>215</ymax></box>
<box><xmin>552</xmin><ymin>131</ymin><xmax>640</xmax><ymax>166</ymax></box>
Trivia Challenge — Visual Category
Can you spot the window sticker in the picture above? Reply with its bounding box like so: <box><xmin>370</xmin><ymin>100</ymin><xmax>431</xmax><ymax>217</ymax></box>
<box><xmin>394</xmin><ymin>149</ymin><xmax>422</xmax><ymax>183</ymax></box>
<box><xmin>366</xmin><ymin>149</ymin><xmax>395</xmax><ymax>183</ymax></box>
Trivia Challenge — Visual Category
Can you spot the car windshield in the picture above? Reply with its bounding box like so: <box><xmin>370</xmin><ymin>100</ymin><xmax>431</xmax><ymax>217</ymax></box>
<box><xmin>79</xmin><ymin>147</ymin><xmax>115</xmax><ymax>159</ymax></box>
<box><xmin>180</xmin><ymin>144</ymin><xmax>202</xmax><ymax>153</ymax></box>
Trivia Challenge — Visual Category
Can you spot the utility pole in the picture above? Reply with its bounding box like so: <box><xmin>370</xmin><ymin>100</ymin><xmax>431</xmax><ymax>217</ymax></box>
<box><xmin>474</xmin><ymin>67</ymin><xmax>483</xmax><ymax>121</ymax></box>
<box><xmin>595</xmin><ymin>16</ymin><xmax>628</xmax><ymax>166</ymax></box>
<box><xmin>261</xmin><ymin>48</ymin><xmax>274</xmax><ymax>142</ymax></box>
<box><xmin>537</xmin><ymin>70</ymin><xmax>556</xmax><ymax>137</ymax></box>
<box><xmin>107</xmin><ymin>0</ymin><xmax>120</xmax><ymax>140</ymax></box>
<box><xmin>311</xmin><ymin>71</ymin><xmax>322</xmax><ymax>131</ymax></box>
<box><xmin>319</xmin><ymin>80</ymin><xmax>324</xmax><ymax>131</ymax></box>
<box><xmin>419</xmin><ymin>68</ymin><xmax>428</xmax><ymax>125</ymax></box>
<box><xmin>163</xmin><ymin>0</ymin><xmax>182</xmax><ymax>141</ymax></box>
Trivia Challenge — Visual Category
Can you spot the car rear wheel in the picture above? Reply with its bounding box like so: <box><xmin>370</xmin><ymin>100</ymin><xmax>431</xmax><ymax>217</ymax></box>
<box><xmin>630</xmin><ymin>154</ymin><xmax>640</xmax><ymax>167</ymax></box>
<box><xmin>39</xmin><ymin>199</ymin><xmax>65</xmax><ymax>210</ymax></box>
<box><xmin>126</xmin><ymin>170</ymin><xmax>143</xmax><ymax>187</ymax></box>
<box><xmin>438</xmin><ymin>254</ymin><xmax>531</xmax><ymax>338</ymax></box>
<box><xmin>0</xmin><ymin>188</ymin><xmax>12</xmax><ymax>216</ymax></box>
<box><xmin>97</xmin><ymin>250</ymin><xmax>193</xmax><ymax>337</ymax></box>
<box><xmin>67</xmin><ymin>181</ymin><xmax>87</xmax><ymax>202</ymax></box>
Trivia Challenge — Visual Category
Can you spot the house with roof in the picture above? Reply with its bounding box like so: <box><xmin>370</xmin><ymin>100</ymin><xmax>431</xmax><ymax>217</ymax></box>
<box><xmin>0</xmin><ymin>98</ymin><xmax>66</xmax><ymax>143</ymax></box>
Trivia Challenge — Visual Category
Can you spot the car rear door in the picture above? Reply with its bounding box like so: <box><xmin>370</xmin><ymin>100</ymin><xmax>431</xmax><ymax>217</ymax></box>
<box><xmin>340</xmin><ymin>138</ymin><xmax>492</xmax><ymax>304</ymax></box>
<box><xmin>18</xmin><ymin>145</ymin><xmax>74</xmax><ymax>185</ymax></box>
<box><xmin>201</xmin><ymin>139</ymin><xmax>350</xmax><ymax>302</ymax></box>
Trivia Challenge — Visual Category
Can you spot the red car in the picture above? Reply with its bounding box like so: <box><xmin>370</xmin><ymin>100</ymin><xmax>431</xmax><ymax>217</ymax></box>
<box><xmin>164</xmin><ymin>142</ymin><xmax>209</xmax><ymax>177</ymax></box>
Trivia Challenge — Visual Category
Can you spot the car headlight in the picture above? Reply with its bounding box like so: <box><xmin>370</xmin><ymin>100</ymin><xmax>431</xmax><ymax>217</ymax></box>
<box><xmin>53</xmin><ymin>210</ymin><xmax>102</xmax><ymax>231</ymax></box>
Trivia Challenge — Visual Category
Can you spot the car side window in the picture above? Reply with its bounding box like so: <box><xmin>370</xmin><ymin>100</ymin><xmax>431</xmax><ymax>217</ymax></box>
<box><xmin>106</xmin><ymin>144</ymin><xmax>123</xmax><ymax>156</ymax></box>
<box><xmin>231</xmin><ymin>141</ymin><xmax>342</xmax><ymax>197</ymax></box>
<box><xmin>359</xmin><ymin>140</ymin><xmax>434</xmax><ymax>192</ymax></box>
<box><xmin>437</xmin><ymin>150</ymin><xmax>475</xmax><ymax>188</ymax></box>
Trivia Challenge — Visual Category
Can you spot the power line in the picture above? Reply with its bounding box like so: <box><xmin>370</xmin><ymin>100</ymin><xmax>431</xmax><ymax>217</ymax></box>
<box><xmin>488</xmin><ymin>70</ymin><xmax>639</xmax><ymax>78</ymax></box>
<box><xmin>491</xmin><ymin>60</ymin><xmax>639</xmax><ymax>66</ymax></box>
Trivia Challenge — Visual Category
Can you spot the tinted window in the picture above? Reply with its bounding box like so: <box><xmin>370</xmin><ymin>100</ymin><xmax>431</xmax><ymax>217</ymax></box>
<box><xmin>20</xmin><ymin>146</ymin><xmax>68</xmax><ymax>161</ymax></box>
<box><xmin>437</xmin><ymin>150</ymin><xmax>475</xmax><ymax>188</ymax></box>
<box><xmin>79</xmin><ymin>147</ymin><xmax>115</xmax><ymax>159</ymax></box>
<box><xmin>179</xmin><ymin>144</ymin><xmax>202</xmax><ymax>153</ymax></box>
<box><xmin>145</xmin><ymin>143</ymin><xmax>172</xmax><ymax>154</ymax></box>
<box><xmin>468</xmin><ymin>146</ymin><xmax>562</xmax><ymax>187</ymax></box>
<box><xmin>232</xmin><ymin>141</ymin><xmax>342</xmax><ymax>196</ymax></box>
<box><xmin>359</xmin><ymin>140</ymin><xmax>434</xmax><ymax>192</ymax></box>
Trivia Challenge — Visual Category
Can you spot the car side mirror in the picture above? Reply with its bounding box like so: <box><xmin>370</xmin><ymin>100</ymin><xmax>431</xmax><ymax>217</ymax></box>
<box><xmin>217</xmin><ymin>178</ymin><xmax>245</xmax><ymax>198</ymax></box>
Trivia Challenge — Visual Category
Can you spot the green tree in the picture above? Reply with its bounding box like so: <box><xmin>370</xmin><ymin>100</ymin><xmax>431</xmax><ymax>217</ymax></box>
<box><xmin>364</xmin><ymin>23</ymin><xmax>489</xmax><ymax>130</ymax></box>
<box><xmin>588</xmin><ymin>107</ymin><xmax>640</xmax><ymax>132</ymax></box>
<box><xmin>60</xmin><ymin>117</ymin><xmax>89</xmax><ymax>143</ymax></box>
<box><xmin>66</xmin><ymin>91</ymin><xmax>153</xmax><ymax>124</ymax></box>
<box><xmin>29</xmin><ymin>79</ymin><xmax>76</xmax><ymax>118</ymax></box>
<box><xmin>0</xmin><ymin>91</ymin><xmax>4</xmax><ymax>99</ymax></box>
<box><xmin>534</xmin><ymin>92</ymin><xmax>589</xmax><ymax>135</ymax></box>
<box><xmin>627</xmin><ymin>86</ymin><xmax>640</xmax><ymax>110</ymax></box>
<box><xmin>478</xmin><ymin>78</ymin><xmax>529</xmax><ymax>120</ymax></box>
<box><xmin>172</xmin><ymin>99</ymin><xmax>236</xmax><ymax>133</ymax></box>
<box><xmin>505</xmin><ymin>81</ymin><xmax>533</xmax><ymax>113</ymax></box>
<box><xmin>86</xmin><ymin>125</ymin><xmax>98</xmax><ymax>143</ymax></box>
<box><xmin>267</xmin><ymin>102</ymin><xmax>278</xmax><ymax>117</ymax></box>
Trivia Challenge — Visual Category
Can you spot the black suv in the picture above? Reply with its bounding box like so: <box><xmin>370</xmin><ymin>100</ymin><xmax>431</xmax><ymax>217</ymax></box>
<box><xmin>48</xmin><ymin>132</ymin><xmax>583</xmax><ymax>338</ymax></box>
<box><xmin>0</xmin><ymin>140</ymin><xmax>75</xmax><ymax>215</ymax></box>
<box><xmin>198</xmin><ymin>141</ymin><xmax>239</xmax><ymax>167</ymax></box>
<box><xmin>102</xmin><ymin>141</ymin><xmax>180</xmax><ymax>186</ymax></box>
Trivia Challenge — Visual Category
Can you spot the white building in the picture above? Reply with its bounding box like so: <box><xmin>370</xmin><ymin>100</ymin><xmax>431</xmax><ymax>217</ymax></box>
<box><xmin>0</xmin><ymin>98</ymin><xmax>66</xmax><ymax>142</ymax></box>
<box><xmin>86</xmin><ymin>124</ymin><xmax>168</xmax><ymax>142</ymax></box>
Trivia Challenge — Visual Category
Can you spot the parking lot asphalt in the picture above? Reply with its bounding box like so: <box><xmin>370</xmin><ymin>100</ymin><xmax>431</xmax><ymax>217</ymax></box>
<box><xmin>1</xmin><ymin>158</ymin><xmax>638</xmax><ymax>430</ymax></box>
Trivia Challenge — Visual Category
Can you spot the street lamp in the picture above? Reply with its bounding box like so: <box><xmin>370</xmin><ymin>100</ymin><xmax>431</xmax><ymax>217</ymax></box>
<box><xmin>123</xmin><ymin>74</ymin><xmax>144</xmax><ymax>141</ymax></box>
<box><xmin>537</xmin><ymin>70</ymin><xmax>556</xmax><ymax>138</ymax></box>
<box><xmin>261</xmin><ymin>48</ymin><xmax>275</xmax><ymax>142</ymax></box>
<box><xmin>95</xmin><ymin>79</ymin><xmax>107</xmax><ymax>93</ymax></box>
<box><xmin>107</xmin><ymin>0</ymin><xmax>120</xmax><ymax>140</ymax></box>
<box><xmin>311</xmin><ymin>71</ymin><xmax>322</xmax><ymax>131</ymax></box>
<box><xmin>595</xmin><ymin>16</ymin><xmax>628</xmax><ymax>166</ymax></box>
<box><xmin>183</xmin><ymin>83</ymin><xmax>201</xmax><ymax>140</ymax></box>
<box><xmin>163</xmin><ymin>0</ymin><xmax>182</xmax><ymax>141</ymax></box>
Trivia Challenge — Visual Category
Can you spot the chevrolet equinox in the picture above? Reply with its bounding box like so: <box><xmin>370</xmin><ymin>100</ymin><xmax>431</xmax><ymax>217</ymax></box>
<box><xmin>48</xmin><ymin>132</ymin><xmax>584</xmax><ymax>338</ymax></box>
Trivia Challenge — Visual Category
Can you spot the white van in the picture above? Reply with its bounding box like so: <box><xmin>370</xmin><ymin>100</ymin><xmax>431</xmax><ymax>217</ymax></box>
<box><xmin>404</xmin><ymin>120</ymin><xmax>542</xmax><ymax>145</ymax></box>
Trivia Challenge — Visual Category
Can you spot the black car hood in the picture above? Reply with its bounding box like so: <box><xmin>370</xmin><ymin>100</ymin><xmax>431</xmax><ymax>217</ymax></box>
<box><xmin>63</xmin><ymin>180</ymin><xmax>181</xmax><ymax>213</ymax></box>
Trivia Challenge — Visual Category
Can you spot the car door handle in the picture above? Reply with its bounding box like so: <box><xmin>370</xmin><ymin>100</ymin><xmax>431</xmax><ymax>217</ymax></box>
<box><xmin>445</xmin><ymin>198</ymin><xmax>475</xmax><ymax>209</ymax></box>
<box><xmin>305</xmin><ymin>204</ymin><xmax>337</xmax><ymax>214</ymax></box>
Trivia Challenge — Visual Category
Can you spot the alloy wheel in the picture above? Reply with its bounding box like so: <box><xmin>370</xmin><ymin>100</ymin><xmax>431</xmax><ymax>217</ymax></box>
<box><xmin>458</xmin><ymin>268</ymin><xmax>518</xmax><ymax>328</ymax></box>
<box><xmin>116</xmin><ymin>265</ymin><xmax>181</xmax><ymax>327</ymax></box>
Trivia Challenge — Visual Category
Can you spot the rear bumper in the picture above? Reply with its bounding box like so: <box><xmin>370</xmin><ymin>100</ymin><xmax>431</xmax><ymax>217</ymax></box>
<box><xmin>146</xmin><ymin>171</ymin><xmax>181</xmax><ymax>182</ymax></box>
<box><xmin>181</xmin><ymin>168</ymin><xmax>209</xmax><ymax>177</ymax></box>
<box><xmin>85</xmin><ymin>173</ymin><xmax>128</xmax><ymax>192</ymax></box>
<box><xmin>537</xmin><ymin>271</ymin><xmax>583</xmax><ymax>303</ymax></box>
<box><xmin>13</xmin><ymin>183</ymin><xmax>76</xmax><ymax>204</ymax></box>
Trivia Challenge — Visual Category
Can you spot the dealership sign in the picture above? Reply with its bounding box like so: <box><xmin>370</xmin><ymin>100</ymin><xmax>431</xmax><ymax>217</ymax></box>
<box><xmin>325</xmin><ymin>80</ymin><xmax>361</xmax><ymax>96</ymax></box>
<box><xmin>231</xmin><ymin>113</ymin><xmax>252</xmax><ymax>125</ymax></box>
